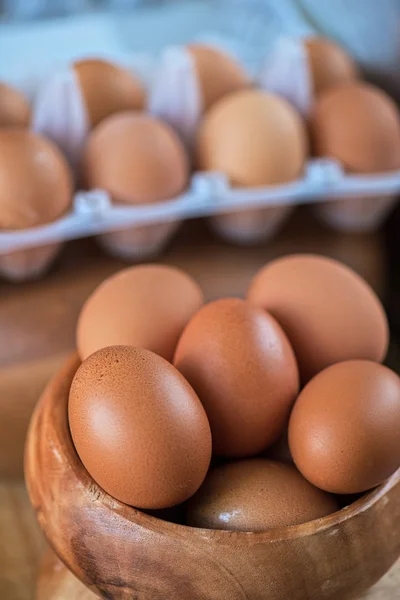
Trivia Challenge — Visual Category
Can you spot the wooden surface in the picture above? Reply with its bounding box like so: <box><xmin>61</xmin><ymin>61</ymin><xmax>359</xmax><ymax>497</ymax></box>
<box><xmin>0</xmin><ymin>209</ymin><xmax>398</xmax><ymax>598</ymax></box>
<box><xmin>0</xmin><ymin>480</ymin><xmax>45</xmax><ymax>599</ymax></box>
<box><xmin>0</xmin><ymin>355</ymin><xmax>67</xmax><ymax>477</ymax></box>
<box><xmin>37</xmin><ymin>550</ymin><xmax>97</xmax><ymax>600</ymax></box>
<box><xmin>0</xmin><ymin>210</ymin><xmax>387</xmax><ymax>370</ymax></box>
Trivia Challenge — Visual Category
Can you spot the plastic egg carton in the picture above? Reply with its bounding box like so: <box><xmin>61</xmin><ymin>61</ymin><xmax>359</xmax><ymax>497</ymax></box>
<box><xmin>1</xmin><ymin>11</ymin><xmax>400</xmax><ymax>274</ymax></box>
<box><xmin>2</xmin><ymin>38</ymin><xmax>400</xmax><ymax>260</ymax></box>
<box><xmin>2</xmin><ymin>160</ymin><xmax>400</xmax><ymax>255</ymax></box>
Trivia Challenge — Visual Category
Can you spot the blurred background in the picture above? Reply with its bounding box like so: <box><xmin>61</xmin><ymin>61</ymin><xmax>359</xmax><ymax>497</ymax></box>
<box><xmin>1</xmin><ymin>0</ymin><xmax>400</xmax><ymax>95</ymax></box>
<box><xmin>1</xmin><ymin>1</ymin><xmax>400</xmax><ymax>598</ymax></box>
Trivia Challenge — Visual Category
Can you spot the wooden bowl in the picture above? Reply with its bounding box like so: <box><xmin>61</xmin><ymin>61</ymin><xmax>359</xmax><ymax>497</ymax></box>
<box><xmin>25</xmin><ymin>355</ymin><xmax>400</xmax><ymax>600</ymax></box>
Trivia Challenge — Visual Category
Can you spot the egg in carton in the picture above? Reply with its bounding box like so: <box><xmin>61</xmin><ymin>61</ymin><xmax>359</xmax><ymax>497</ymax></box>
<box><xmin>0</xmin><ymin>57</ymin><xmax>153</xmax><ymax>280</ymax></box>
<box><xmin>195</xmin><ymin>88</ymin><xmax>308</xmax><ymax>245</ymax></box>
<box><xmin>0</xmin><ymin>128</ymin><xmax>73</xmax><ymax>282</ymax></box>
<box><xmin>82</xmin><ymin>111</ymin><xmax>189</xmax><ymax>261</ymax></box>
<box><xmin>152</xmin><ymin>42</ymin><xmax>313</xmax><ymax>245</ymax></box>
<box><xmin>32</xmin><ymin>54</ymin><xmax>194</xmax><ymax>261</ymax></box>
<box><xmin>0</xmin><ymin>82</ymin><xmax>31</xmax><ymax>128</ymax></box>
<box><xmin>310</xmin><ymin>82</ymin><xmax>400</xmax><ymax>232</ymax></box>
<box><xmin>32</xmin><ymin>56</ymin><xmax>148</xmax><ymax>169</ymax></box>
<box><xmin>259</xmin><ymin>35</ymin><xmax>400</xmax><ymax>232</ymax></box>
<box><xmin>0</xmin><ymin>82</ymin><xmax>67</xmax><ymax>282</ymax></box>
<box><xmin>149</xmin><ymin>43</ymin><xmax>250</xmax><ymax>146</ymax></box>
<box><xmin>258</xmin><ymin>35</ymin><xmax>360</xmax><ymax>119</ymax></box>
<box><xmin>150</xmin><ymin>43</ymin><xmax>289</xmax><ymax>245</ymax></box>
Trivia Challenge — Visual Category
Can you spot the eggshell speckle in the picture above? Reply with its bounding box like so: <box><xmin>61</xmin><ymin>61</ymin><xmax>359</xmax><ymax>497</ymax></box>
<box><xmin>82</xmin><ymin>112</ymin><xmax>189</xmax><ymax>205</ymax></box>
<box><xmin>77</xmin><ymin>264</ymin><xmax>204</xmax><ymax>362</ymax></box>
<box><xmin>174</xmin><ymin>298</ymin><xmax>299</xmax><ymax>457</ymax></box>
<box><xmin>311</xmin><ymin>82</ymin><xmax>400</xmax><ymax>173</ymax></box>
<box><xmin>68</xmin><ymin>346</ymin><xmax>212</xmax><ymax>509</ymax></box>
<box><xmin>289</xmin><ymin>360</ymin><xmax>400</xmax><ymax>494</ymax></box>
<box><xmin>247</xmin><ymin>254</ymin><xmax>389</xmax><ymax>382</ymax></box>
<box><xmin>188</xmin><ymin>44</ymin><xmax>250</xmax><ymax>112</ymax></box>
<box><xmin>187</xmin><ymin>459</ymin><xmax>338</xmax><ymax>531</ymax></box>
<box><xmin>304</xmin><ymin>37</ymin><xmax>359</xmax><ymax>97</ymax></box>
<box><xmin>74</xmin><ymin>58</ymin><xmax>146</xmax><ymax>128</ymax></box>
<box><xmin>196</xmin><ymin>89</ymin><xmax>308</xmax><ymax>186</ymax></box>
<box><xmin>0</xmin><ymin>82</ymin><xmax>31</xmax><ymax>128</ymax></box>
<box><xmin>0</xmin><ymin>129</ymin><xmax>73</xmax><ymax>230</ymax></box>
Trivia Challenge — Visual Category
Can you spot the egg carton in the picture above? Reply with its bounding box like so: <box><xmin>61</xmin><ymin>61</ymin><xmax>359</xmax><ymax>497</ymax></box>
<box><xmin>1</xmin><ymin>14</ymin><xmax>400</xmax><ymax>259</ymax></box>
<box><xmin>29</xmin><ymin>37</ymin><xmax>312</xmax><ymax>163</ymax></box>
<box><xmin>1</xmin><ymin>159</ymin><xmax>400</xmax><ymax>254</ymax></box>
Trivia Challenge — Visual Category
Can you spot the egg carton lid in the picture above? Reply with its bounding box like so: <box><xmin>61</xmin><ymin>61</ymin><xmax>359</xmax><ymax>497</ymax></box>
<box><xmin>1</xmin><ymin>159</ymin><xmax>400</xmax><ymax>254</ymax></box>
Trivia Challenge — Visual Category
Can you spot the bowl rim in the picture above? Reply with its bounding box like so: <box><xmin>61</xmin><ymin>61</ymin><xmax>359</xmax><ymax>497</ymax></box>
<box><xmin>38</xmin><ymin>352</ymin><xmax>400</xmax><ymax>546</ymax></box>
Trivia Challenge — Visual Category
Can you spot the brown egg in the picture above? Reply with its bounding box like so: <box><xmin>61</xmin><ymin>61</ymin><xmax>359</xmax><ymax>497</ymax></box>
<box><xmin>83</xmin><ymin>112</ymin><xmax>189</xmax><ymax>204</ymax></box>
<box><xmin>0</xmin><ymin>129</ymin><xmax>73</xmax><ymax>229</ymax></box>
<box><xmin>68</xmin><ymin>346</ymin><xmax>212</xmax><ymax>509</ymax></box>
<box><xmin>73</xmin><ymin>58</ymin><xmax>146</xmax><ymax>128</ymax></box>
<box><xmin>310</xmin><ymin>82</ymin><xmax>400</xmax><ymax>173</ymax></box>
<box><xmin>174</xmin><ymin>298</ymin><xmax>299</xmax><ymax>457</ymax></box>
<box><xmin>187</xmin><ymin>459</ymin><xmax>338</xmax><ymax>531</ymax></box>
<box><xmin>0</xmin><ymin>82</ymin><xmax>31</xmax><ymax>128</ymax></box>
<box><xmin>247</xmin><ymin>254</ymin><xmax>388</xmax><ymax>383</ymax></box>
<box><xmin>289</xmin><ymin>360</ymin><xmax>400</xmax><ymax>494</ymax></box>
<box><xmin>304</xmin><ymin>37</ymin><xmax>359</xmax><ymax>97</ymax></box>
<box><xmin>77</xmin><ymin>264</ymin><xmax>204</xmax><ymax>362</ymax></box>
<box><xmin>196</xmin><ymin>89</ymin><xmax>308</xmax><ymax>186</ymax></box>
<box><xmin>187</xmin><ymin>44</ymin><xmax>250</xmax><ymax>112</ymax></box>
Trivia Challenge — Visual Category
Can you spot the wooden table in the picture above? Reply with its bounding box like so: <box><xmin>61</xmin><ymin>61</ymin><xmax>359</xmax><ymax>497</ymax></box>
<box><xmin>0</xmin><ymin>208</ymin><xmax>398</xmax><ymax>598</ymax></box>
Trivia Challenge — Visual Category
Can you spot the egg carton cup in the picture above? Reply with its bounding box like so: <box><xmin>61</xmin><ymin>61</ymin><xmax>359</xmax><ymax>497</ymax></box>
<box><xmin>2</xmin><ymin>159</ymin><xmax>400</xmax><ymax>256</ymax></box>
<box><xmin>255</xmin><ymin>36</ymin><xmax>400</xmax><ymax>232</ymax></box>
<box><xmin>148</xmin><ymin>40</ymin><xmax>248</xmax><ymax>148</ymax></box>
<box><xmin>29</xmin><ymin>49</ymin><xmax>182</xmax><ymax>171</ymax></box>
<box><xmin>31</xmin><ymin>52</ymin><xmax>155</xmax><ymax>170</ymax></box>
<box><xmin>98</xmin><ymin>221</ymin><xmax>180</xmax><ymax>261</ymax></box>
<box><xmin>32</xmin><ymin>42</ymin><xmax>243</xmax><ymax>163</ymax></box>
<box><xmin>148</xmin><ymin>46</ymin><xmax>202</xmax><ymax>148</ymax></box>
<box><xmin>210</xmin><ymin>206</ymin><xmax>294</xmax><ymax>246</ymax></box>
<box><xmin>315</xmin><ymin>194</ymin><xmax>399</xmax><ymax>233</ymax></box>
<box><xmin>0</xmin><ymin>243</ymin><xmax>62</xmax><ymax>282</ymax></box>
<box><xmin>257</xmin><ymin>36</ymin><xmax>313</xmax><ymax>118</ymax></box>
